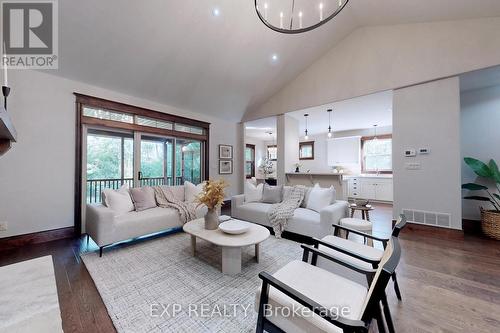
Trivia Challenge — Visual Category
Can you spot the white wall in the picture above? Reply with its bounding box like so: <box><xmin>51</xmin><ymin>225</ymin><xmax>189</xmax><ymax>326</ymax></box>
<box><xmin>299</xmin><ymin>126</ymin><xmax>392</xmax><ymax>174</ymax></box>
<box><xmin>460</xmin><ymin>85</ymin><xmax>500</xmax><ymax>219</ymax></box>
<box><xmin>277</xmin><ymin>115</ymin><xmax>299</xmax><ymax>185</ymax></box>
<box><xmin>0</xmin><ymin>70</ymin><xmax>242</xmax><ymax>238</ymax></box>
<box><xmin>245</xmin><ymin>18</ymin><xmax>500</xmax><ymax>121</ymax></box>
<box><xmin>393</xmin><ymin>77</ymin><xmax>462</xmax><ymax>229</ymax></box>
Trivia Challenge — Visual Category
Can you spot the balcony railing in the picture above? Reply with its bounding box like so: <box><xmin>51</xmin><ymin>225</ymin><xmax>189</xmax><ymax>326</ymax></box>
<box><xmin>86</xmin><ymin>176</ymin><xmax>200</xmax><ymax>203</ymax></box>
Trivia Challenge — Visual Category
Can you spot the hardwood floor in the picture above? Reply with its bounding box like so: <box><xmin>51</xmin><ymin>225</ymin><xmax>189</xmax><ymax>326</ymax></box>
<box><xmin>1</xmin><ymin>205</ymin><xmax>499</xmax><ymax>333</ymax></box>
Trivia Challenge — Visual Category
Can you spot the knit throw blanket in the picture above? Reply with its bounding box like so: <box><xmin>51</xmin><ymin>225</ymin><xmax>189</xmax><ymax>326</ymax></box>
<box><xmin>268</xmin><ymin>185</ymin><xmax>307</xmax><ymax>238</ymax></box>
<box><xmin>154</xmin><ymin>186</ymin><xmax>197</xmax><ymax>224</ymax></box>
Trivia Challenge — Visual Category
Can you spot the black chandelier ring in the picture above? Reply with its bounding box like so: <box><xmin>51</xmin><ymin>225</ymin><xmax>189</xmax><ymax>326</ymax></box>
<box><xmin>255</xmin><ymin>0</ymin><xmax>350</xmax><ymax>34</ymax></box>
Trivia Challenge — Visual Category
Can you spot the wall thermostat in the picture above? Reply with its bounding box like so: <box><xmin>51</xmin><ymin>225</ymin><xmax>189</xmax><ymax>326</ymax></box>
<box><xmin>419</xmin><ymin>148</ymin><xmax>430</xmax><ymax>155</ymax></box>
<box><xmin>404</xmin><ymin>149</ymin><xmax>416</xmax><ymax>157</ymax></box>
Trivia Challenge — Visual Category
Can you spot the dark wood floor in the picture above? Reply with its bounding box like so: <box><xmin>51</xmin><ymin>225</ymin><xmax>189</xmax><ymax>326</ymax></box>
<box><xmin>1</xmin><ymin>204</ymin><xmax>499</xmax><ymax>333</ymax></box>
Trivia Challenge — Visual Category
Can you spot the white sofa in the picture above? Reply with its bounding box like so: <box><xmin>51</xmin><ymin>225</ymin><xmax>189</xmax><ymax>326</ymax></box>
<box><xmin>231</xmin><ymin>186</ymin><xmax>349</xmax><ymax>239</ymax></box>
<box><xmin>86</xmin><ymin>185</ymin><xmax>207</xmax><ymax>256</ymax></box>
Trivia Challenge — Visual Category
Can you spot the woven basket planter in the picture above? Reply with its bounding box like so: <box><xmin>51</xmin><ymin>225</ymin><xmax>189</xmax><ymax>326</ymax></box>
<box><xmin>481</xmin><ymin>208</ymin><xmax>500</xmax><ymax>240</ymax></box>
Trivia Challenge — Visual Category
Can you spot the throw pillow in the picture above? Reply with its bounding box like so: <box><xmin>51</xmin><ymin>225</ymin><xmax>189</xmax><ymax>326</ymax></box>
<box><xmin>159</xmin><ymin>185</ymin><xmax>185</xmax><ymax>202</ymax></box>
<box><xmin>129</xmin><ymin>186</ymin><xmax>157</xmax><ymax>211</ymax></box>
<box><xmin>185</xmin><ymin>181</ymin><xmax>205</xmax><ymax>203</ymax></box>
<box><xmin>301</xmin><ymin>183</ymin><xmax>319</xmax><ymax>207</ymax></box>
<box><xmin>306</xmin><ymin>186</ymin><xmax>335</xmax><ymax>213</ymax></box>
<box><xmin>102</xmin><ymin>184</ymin><xmax>134</xmax><ymax>215</ymax></box>
<box><xmin>261</xmin><ymin>184</ymin><xmax>283</xmax><ymax>204</ymax></box>
<box><xmin>244</xmin><ymin>181</ymin><xmax>263</xmax><ymax>203</ymax></box>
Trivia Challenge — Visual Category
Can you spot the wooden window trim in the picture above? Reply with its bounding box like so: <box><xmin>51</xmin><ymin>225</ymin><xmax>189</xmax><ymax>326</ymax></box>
<box><xmin>361</xmin><ymin>134</ymin><xmax>393</xmax><ymax>174</ymax></box>
<box><xmin>74</xmin><ymin>93</ymin><xmax>210</xmax><ymax>129</ymax></box>
<box><xmin>245</xmin><ymin>144</ymin><xmax>256</xmax><ymax>179</ymax></box>
<box><xmin>299</xmin><ymin>141</ymin><xmax>315</xmax><ymax>160</ymax></box>
<box><xmin>74</xmin><ymin>93</ymin><xmax>210</xmax><ymax>235</ymax></box>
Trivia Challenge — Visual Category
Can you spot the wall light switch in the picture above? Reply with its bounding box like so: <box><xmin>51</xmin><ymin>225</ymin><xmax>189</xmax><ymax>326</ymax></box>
<box><xmin>404</xmin><ymin>149</ymin><xmax>416</xmax><ymax>157</ymax></box>
<box><xmin>0</xmin><ymin>222</ymin><xmax>7</xmax><ymax>232</ymax></box>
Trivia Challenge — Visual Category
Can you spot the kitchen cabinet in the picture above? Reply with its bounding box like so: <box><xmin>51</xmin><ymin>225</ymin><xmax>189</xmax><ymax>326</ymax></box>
<box><xmin>348</xmin><ymin>177</ymin><xmax>393</xmax><ymax>202</ymax></box>
<box><xmin>327</xmin><ymin>136</ymin><xmax>360</xmax><ymax>165</ymax></box>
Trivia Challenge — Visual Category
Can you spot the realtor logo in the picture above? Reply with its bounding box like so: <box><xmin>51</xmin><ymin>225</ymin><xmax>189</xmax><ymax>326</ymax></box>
<box><xmin>1</xmin><ymin>0</ymin><xmax>58</xmax><ymax>69</ymax></box>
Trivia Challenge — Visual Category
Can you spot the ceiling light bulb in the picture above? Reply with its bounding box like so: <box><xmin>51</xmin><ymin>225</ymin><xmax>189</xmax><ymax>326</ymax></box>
<box><xmin>213</xmin><ymin>8</ymin><xmax>220</xmax><ymax>16</ymax></box>
<box><xmin>319</xmin><ymin>3</ymin><xmax>324</xmax><ymax>9</ymax></box>
<box><xmin>327</xmin><ymin>132</ymin><xmax>332</xmax><ymax>138</ymax></box>
<box><xmin>305</xmin><ymin>135</ymin><xmax>309</xmax><ymax>140</ymax></box>
<box><xmin>280</xmin><ymin>12</ymin><xmax>284</xmax><ymax>18</ymax></box>
<box><xmin>298</xmin><ymin>11</ymin><xmax>303</xmax><ymax>17</ymax></box>
<box><xmin>271</xmin><ymin>54</ymin><xmax>278</xmax><ymax>61</ymax></box>
<box><xmin>264</xmin><ymin>3</ymin><xmax>268</xmax><ymax>9</ymax></box>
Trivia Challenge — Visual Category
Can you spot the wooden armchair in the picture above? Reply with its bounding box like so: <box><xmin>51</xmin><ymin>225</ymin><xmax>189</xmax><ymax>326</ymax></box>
<box><xmin>256</xmin><ymin>236</ymin><xmax>401</xmax><ymax>333</ymax></box>
<box><xmin>309</xmin><ymin>215</ymin><xmax>406</xmax><ymax>333</ymax></box>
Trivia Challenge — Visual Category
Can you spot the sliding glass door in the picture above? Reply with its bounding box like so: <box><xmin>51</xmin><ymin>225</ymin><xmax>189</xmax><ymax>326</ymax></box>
<box><xmin>175</xmin><ymin>139</ymin><xmax>202</xmax><ymax>185</ymax></box>
<box><xmin>139</xmin><ymin>135</ymin><xmax>174</xmax><ymax>186</ymax></box>
<box><xmin>86</xmin><ymin>129</ymin><xmax>133</xmax><ymax>203</ymax></box>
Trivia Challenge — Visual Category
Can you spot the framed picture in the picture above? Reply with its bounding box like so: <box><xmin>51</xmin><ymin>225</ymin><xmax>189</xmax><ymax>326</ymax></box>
<box><xmin>219</xmin><ymin>160</ymin><xmax>233</xmax><ymax>174</ymax></box>
<box><xmin>219</xmin><ymin>144</ymin><xmax>233</xmax><ymax>159</ymax></box>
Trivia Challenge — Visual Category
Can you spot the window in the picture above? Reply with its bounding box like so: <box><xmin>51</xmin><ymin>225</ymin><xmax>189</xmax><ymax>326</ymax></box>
<box><xmin>299</xmin><ymin>141</ymin><xmax>315</xmax><ymax>160</ymax></box>
<box><xmin>136</xmin><ymin>116</ymin><xmax>173</xmax><ymax>130</ymax></box>
<box><xmin>83</xmin><ymin>107</ymin><xmax>134</xmax><ymax>124</ymax></box>
<box><xmin>267</xmin><ymin>145</ymin><xmax>277</xmax><ymax>161</ymax></box>
<box><xmin>362</xmin><ymin>135</ymin><xmax>392</xmax><ymax>173</ymax></box>
<box><xmin>245</xmin><ymin>144</ymin><xmax>256</xmax><ymax>178</ymax></box>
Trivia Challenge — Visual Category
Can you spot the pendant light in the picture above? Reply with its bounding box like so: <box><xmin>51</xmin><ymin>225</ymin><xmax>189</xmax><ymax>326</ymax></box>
<box><xmin>373</xmin><ymin>124</ymin><xmax>378</xmax><ymax>141</ymax></box>
<box><xmin>327</xmin><ymin>109</ymin><xmax>333</xmax><ymax>138</ymax></box>
<box><xmin>304</xmin><ymin>113</ymin><xmax>309</xmax><ymax>140</ymax></box>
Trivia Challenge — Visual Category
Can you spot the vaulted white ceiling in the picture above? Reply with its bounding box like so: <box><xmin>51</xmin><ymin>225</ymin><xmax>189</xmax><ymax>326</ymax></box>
<box><xmin>51</xmin><ymin>1</ymin><xmax>500</xmax><ymax>121</ymax></box>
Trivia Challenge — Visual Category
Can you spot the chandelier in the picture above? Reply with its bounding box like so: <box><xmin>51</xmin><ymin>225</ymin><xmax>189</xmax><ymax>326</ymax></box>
<box><xmin>255</xmin><ymin>0</ymin><xmax>349</xmax><ymax>34</ymax></box>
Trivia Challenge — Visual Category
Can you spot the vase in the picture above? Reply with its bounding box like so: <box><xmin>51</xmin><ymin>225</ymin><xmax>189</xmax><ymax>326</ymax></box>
<box><xmin>295</xmin><ymin>167</ymin><xmax>300</xmax><ymax>173</ymax></box>
<box><xmin>204</xmin><ymin>208</ymin><xmax>219</xmax><ymax>230</ymax></box>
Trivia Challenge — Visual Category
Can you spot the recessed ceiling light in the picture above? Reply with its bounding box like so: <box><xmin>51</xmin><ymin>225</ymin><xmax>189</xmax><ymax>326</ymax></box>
<box><xmin>212</xmin><ymin>8</ymin><xmax>220</xmax><ymax>16</ymax></box>
<box><xmin>271</xmin><ymin>54</ymin><xmax>278</xmax><ymax>62</ymax></box>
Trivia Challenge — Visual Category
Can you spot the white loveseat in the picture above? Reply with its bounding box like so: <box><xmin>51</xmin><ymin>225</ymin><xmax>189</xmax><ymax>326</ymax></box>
<box><xmin>86</xmin><ymin>185</ymin><xmax>207</xmax><ymax>255</ymax></box>
<box><xmin>231</xmin><ymin>185</ymin><xmax>349</xmax><ymax>239</ymax></box>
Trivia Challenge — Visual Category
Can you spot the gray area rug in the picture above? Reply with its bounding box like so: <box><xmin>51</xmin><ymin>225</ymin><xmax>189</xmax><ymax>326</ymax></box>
<box><xmin>82</xmin><ymin>232</ymin><xmax>303</xmax><ymax>333</ymax></box>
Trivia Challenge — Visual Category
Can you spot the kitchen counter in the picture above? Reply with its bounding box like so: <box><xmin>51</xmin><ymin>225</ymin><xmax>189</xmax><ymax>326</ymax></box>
<box><xmin>285</xmin><ymin>172</ymin><xmax>345</xmax><ymax>199</ymax></box>
<box><xmin>344</xmin><ymin>174</ymin><xmax>393</xmax><ymax>179</ymax></box>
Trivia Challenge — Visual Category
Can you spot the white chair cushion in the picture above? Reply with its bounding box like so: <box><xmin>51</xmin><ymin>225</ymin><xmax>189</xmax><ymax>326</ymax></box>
<box><xmin>256</xmin><ymin>260</ymin><xmax>367</xmax><ymax>333</ymax></box>
<box><xmin>340</xmin><ymin>218</ymin><xmax>372</xmax><ymax>231</ymax></box>
<box><xmin>244</xmin><ymin>181</ymin><xmax>263</xmax><ymax>203</ymax></box>
<box><xmin>316</xmin><ymin>235</ymin><xmax>384</xmax><ymax>287</ymax></box>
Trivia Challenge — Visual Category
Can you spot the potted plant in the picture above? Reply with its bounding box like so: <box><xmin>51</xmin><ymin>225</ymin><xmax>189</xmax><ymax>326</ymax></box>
<box><xmin>196</xmin><ymin>179</ymin><xmax>228</xmax><ymax>230</ymax></box>
<box><xmin>462</xmin><ymin>157</ymin><xmax>500</xmax><ymax>240</ymax></box>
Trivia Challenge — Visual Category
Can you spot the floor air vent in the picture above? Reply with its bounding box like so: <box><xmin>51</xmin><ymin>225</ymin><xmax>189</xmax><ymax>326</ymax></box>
<box><xmin>402</xmin><ymin>209</ymin><xmax>451</xmax><ymax>228</ymax></box>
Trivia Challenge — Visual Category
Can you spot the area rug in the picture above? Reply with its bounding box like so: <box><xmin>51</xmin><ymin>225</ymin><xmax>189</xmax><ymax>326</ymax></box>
<box><xmin>0</xmin><ymin>256</ymin><xmax>63</xmax><ymax>333</ymax></box>
<box><xmin>81</xmin><ymin>232</ymin><xmax>303</xmax><ymax>333</ymax></box>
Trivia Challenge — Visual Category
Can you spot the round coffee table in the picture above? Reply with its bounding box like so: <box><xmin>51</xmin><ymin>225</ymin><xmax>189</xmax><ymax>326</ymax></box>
<box><xmin>349</xmin><ymin>204</ymin><xmax>374</xmax><ymax>221</ymax></box>
<box><xmin>183</xmin><ymin>218</ymin><xmax>270</xmax><ymax>274</ymax></box>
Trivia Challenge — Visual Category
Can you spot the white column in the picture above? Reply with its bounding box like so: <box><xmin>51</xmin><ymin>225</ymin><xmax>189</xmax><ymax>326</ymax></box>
<box><xmin>393</xmin><ymin>77</ymin><xmax>462</xmax><ymax>229</ymax></box>
<box><xmin>277</xmin><ymin>114</ymin><xmax>299</xmax><ymax>185</ymax></box>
